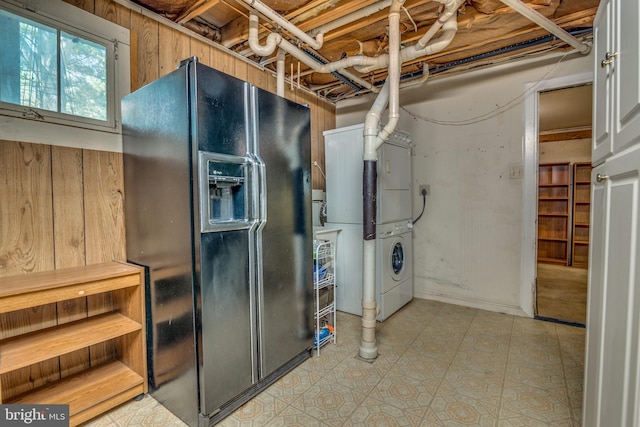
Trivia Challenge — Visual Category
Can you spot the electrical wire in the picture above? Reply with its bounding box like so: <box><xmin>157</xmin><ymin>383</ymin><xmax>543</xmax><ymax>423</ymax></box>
<box><xmin>413</xmin><ymin>188</ymin><xmax>427</xmax><ymax>224</ymax></box>
<box><xmin>399</xmin><ymin>50</ymin><xmax>572</xmax><ymax>127</ymax></box>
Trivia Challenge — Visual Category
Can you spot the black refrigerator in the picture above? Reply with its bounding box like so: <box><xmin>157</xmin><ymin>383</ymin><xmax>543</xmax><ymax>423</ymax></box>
<box><xmin>121</xmin><ymin>57</ymin><xmax>313</xmax><ymax>426</ymax></box>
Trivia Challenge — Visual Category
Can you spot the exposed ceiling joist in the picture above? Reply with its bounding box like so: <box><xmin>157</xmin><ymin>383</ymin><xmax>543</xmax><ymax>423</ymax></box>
<box><xmin>130</xmin><ymin>0</ymin><xmax>600</xmax><ymax>101</ymax></box>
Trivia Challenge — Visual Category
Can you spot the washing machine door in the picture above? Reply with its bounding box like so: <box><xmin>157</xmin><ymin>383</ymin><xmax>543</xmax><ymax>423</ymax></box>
<box><xmin>387</xmin><ymin>236</ymin><xmax>406</xmax><ymax>283</ymax></box>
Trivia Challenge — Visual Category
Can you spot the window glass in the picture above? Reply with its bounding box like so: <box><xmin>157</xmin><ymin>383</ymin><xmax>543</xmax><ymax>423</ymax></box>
<box><xmin>0</xmin><ymin>5</ymin><xmax>111</xmax><ymax>125</ymax></box>
<box><xmin>60</xmin><ymin>31</ymin><xmax>107</xmax><ymax>120</ymax></box>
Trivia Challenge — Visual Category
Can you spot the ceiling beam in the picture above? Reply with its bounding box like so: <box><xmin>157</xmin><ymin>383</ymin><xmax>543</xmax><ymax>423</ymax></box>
<box><xmin>177</xmin><ymin>0</ymin><xmax>222</xmax><ymax>24</ymax></box>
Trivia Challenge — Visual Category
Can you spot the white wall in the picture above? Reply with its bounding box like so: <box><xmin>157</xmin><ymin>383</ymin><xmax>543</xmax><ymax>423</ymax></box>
<box><xmin>335</xmin><ymin>50</ymin><xmax>594</xmax><ymax>316</ymax></box>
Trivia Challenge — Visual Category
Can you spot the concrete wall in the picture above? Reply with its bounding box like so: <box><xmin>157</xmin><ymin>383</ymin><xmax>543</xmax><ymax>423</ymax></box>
<box><xmin>335</xmin><ymin>51</ymin><xmax>594</xmax><ymax>316</ymax></box>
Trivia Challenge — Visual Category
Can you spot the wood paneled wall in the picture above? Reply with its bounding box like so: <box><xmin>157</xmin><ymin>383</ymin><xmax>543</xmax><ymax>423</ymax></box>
<box><xmin>0</xmin><ymin>0</ymin><xmax>335</xmax><ymax>400</ymax></box>
<box><xmin>0</xmin><ymin>0</ymin><xmax>335</xmax><ymax>280</ymax></box>
<box><xmin>86</xmin><ymin>0</ymin><xmax>335</xmax><ymax>190</ymax></box>
<box><xmin>0</xmin><ymin>6</ymin><xmax>335</xmax><ymax>407</ymax></box>
<box><xmin>0</xmin><ymin>141</ymin><xmax>124</xmax><ymax>397</ymax></box>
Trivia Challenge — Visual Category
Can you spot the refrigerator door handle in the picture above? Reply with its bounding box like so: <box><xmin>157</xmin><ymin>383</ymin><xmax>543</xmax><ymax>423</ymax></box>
<box><xmin>257</xmin><ymin>161</ymin><xmax>267</xmax><ymax>230</ymax></box>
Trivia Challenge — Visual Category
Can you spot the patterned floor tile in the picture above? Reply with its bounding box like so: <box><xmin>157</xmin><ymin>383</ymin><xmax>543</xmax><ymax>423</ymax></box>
<box><xmin>265</xmin><ymin>365</ymin><xmax>322</xmax><ymax>404</ymax></box>
<box><xmin>290</xmin><ymin>378</ymin><xmax>367</xmax><ymax>426</ymax></box>
<box><xmin>344</xmin><ymin>395</ymin><xmax>423</xmax><ymax>427</ymax></box>
<box><xmin>369</xmin><ymin>375</ymin><xmax>437</xmax><ymax>416</ymax></box>
<box><xmin>429</xmin><ymin>393</ymin><xmax>498</xmax><ymax>426</ymax></box>
<box><xmin>219</xmin><ymin>391</ymin><xmax>286</xmax><ymax>426</ymax></box>
<box><xmin>323</xmin><ymin>355</ymin><xmax>384</xmax><ymax>394</ymax></box>
<box><xmin>500</xmin><ymin>381</ymin><xmax>571</xmax><ymax>424</ymax></box>
<box><xmin>79</xmin><ymin>300</ymin><xmax>585</xmax><ymax>427</ymax></box>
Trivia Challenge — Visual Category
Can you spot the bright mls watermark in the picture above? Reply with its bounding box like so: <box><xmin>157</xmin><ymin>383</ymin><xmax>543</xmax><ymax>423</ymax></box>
<box><xmin>1</xmin><ymin>405</ymin><xmax>69</xmax><ymax>426</ymax></box>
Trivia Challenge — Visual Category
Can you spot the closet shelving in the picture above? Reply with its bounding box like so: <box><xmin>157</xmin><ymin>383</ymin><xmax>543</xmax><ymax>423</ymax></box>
<box><xmin>538</xmin><ymin>163</ymin><xmax>571</xmax><ymax>265</ymax></box>
<box><xmin>572</xmin><ymin>162</ymin><xmax>592</xmax><ymax>268</ymax></box>
<box><xmin>313</xmin><ymin>239</ymin><xmax>336</xmax><ymax>355</ymax></box>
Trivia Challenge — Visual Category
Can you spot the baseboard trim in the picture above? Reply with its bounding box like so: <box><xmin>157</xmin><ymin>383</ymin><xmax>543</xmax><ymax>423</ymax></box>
<box><xmin>414</xmin><ymin>291</ymin><xmax>530</xmax><ymax>318</ymax></box>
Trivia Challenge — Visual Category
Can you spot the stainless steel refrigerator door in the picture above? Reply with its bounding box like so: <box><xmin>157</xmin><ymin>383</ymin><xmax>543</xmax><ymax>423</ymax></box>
<box><xmin>253</xmin><ymin>88</ymin><xmax>313</xmax><ymax>378</ymax></box>
<box><xmin>192</xmin><ymin>63</ymin><xmax>259</xmax><ymax>416</ymax></box>
<box><xmin>199</xmin><ymin>230</ymin><xmax>256</xmax><ymax>414</ymax></box>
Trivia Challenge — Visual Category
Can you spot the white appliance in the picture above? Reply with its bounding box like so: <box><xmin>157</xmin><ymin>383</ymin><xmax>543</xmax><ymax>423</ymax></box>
<box><xmin>377</xmin><ymin>221</ymin><xmax>413</xmax><ymax>320</ymax></box>
<box><xmin>324</xmin><ymin>123</ymin><xmax>413</xmax><ymax>321</ymax></box>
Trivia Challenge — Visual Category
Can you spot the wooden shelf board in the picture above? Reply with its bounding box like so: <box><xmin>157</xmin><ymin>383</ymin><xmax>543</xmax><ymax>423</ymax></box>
<box><xmin>539</xmin><ymin>184</ymin><xmax>570</xmax><ymax>187</ymax></box>
<box><xmin>575</xmin><ymin>201</ymin><xmax>591</xmax><ymax>205</ymax></box>
<box><xmin>575</xmin><ymin>222</ymin><xmax>590</xmax><ymax>226</ymax></box>
<box><xmin>538</xmin><ymin>213</ymin><xmax>569</xmax><ymax>217</ymax></box>
<box><xmin>0</xmin><ymin>312</ymin><xmax>141</xmax><ymax>373</ymax></box>
<box><xmin>7</xmin><ymin>360</ymin><xmax>144</xmax><ymax>422</ymax></box>
<box><xmin>0</xmin><ymin>262</ymin><xmax>142</xmax><ymax>314</ymax></box>
<box><xmin>539</xmin><ymin>197</ymin><xmax>569</xmax><ymax>201</ymax></box>
<box><xmin>574</xmin><ymin>240</ymin><xmax>590</xmax><ymax>245</ymax></box>
<box><xmin>538</xmin><ymin>237</ymin><xmax>568</xmax><ymax>242</ymax></box>
<box><xmin>538</xmin><ymin>257</ymin><xmax>568</xmax><ymax>265</ymax></box>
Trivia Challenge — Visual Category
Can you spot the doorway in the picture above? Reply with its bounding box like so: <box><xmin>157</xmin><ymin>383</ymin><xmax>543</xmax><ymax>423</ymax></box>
<box><xmin>535</xmin><ymin>84</ymin><xmax>592</xmax><ymax>325</ymax></box>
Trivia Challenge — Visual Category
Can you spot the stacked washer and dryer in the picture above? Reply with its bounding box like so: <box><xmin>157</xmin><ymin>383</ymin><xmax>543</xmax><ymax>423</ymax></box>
<box><xmin>324</xmin><ymin>124</ymin><xmax>413</xmax><ymax>321</ymax></box>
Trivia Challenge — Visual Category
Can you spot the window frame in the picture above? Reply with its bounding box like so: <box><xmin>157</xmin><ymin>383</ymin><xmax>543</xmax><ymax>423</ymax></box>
<box><xmin>0</xmin><ymin>0</ymin><xmax>130</xmax><ymax>151</ymax></box>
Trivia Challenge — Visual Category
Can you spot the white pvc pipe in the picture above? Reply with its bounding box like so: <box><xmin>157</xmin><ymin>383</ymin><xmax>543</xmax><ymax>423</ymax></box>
<box><xmin>276</xmin><ymin>48</ymin><xmax>285</xmax><ymax>97</ymax></box>
<box><xmin>249</xmin><ymin>13</ymin><xmax>281</xmax><ymax>56</ymax></box>
<box><xmin>310</xmin><ymin>1</ymin><xmax>393</xmax><ymax>37</ymax></box>
<box><xmin>359</xmin><ymin>0</ymin><xmax>405</xmax><ymax>361</ymax></box>
<box><xmin>242</xmin><ymin>0</ymin><xmax>323</xmax><ymax>50</ymax></box>
<box><xmin>499</xmin><ymin>0</ymin><xmax>590</xmax><ymax>54</ymax></box>
<box><xmin>354</xmin><ymin>0</ymin><xmax>465</xmax><ymax>74</ymax></box>
<box><xmin>249</xmin><ymin>13</ymin><xmax>377</xmax><ymax>92</ymax></box>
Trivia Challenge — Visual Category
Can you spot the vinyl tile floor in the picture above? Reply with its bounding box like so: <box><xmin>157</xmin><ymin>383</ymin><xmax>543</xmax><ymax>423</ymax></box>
<box><xmin>82</xmin><ymin>299</ymin><xmax>585</xmax><ymax>426</ymax></box>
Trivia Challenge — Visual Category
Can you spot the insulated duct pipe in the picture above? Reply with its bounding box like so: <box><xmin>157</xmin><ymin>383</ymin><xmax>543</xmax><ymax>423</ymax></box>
<box><xmin>499</xmin><ymin>0</ymin><xmax>590</xmax><ymax>54</ymax></box>
<box><xmin>359</xmin><ymin>0</ymin><xmax>405</xmax><ymax>361</ymax></box>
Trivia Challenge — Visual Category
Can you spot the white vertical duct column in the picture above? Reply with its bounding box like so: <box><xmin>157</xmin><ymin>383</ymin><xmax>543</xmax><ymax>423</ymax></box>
<box><xmin>359</xmin><ymin>0</ymin><xmax>405</xmax><ymax>361</ymax></box>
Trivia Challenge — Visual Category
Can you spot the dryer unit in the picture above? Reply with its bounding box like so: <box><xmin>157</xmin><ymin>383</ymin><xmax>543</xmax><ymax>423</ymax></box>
<box><xmin>324</xmin><ymin>123</ymin><xmax>413</xmax><ymax>320</ymax></box>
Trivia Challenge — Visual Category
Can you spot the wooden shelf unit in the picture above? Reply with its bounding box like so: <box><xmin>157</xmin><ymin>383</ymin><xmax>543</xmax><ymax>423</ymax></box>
<box><xmin>0</xmin><ymin>262</ymin><xmax>147</xmax><ymax>426</ymax></box>
<box><xmin>572</xmin><ymin>162</ymin><xmax>592</xmax><ymax>268</ymax></box>
<box><xmin>538</xmin><ymin>163</ymin><xmax>571</xmax><ymax>265</ymax></box>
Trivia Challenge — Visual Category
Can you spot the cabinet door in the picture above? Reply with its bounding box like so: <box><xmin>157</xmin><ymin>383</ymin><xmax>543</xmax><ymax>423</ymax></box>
<box><xmin>584</xmin><ymin>145</ymin><xmax>640</xmax><ymax>427</ymax></box>
<box><xmin>592</xmin><ymin>0</ymin><xmax>613</xmax><ymax>166</ymax></box>
<box><xmin>613</xmin><ymin>0</ymin><xmax>640</xmax><ymax>154</ymax></box>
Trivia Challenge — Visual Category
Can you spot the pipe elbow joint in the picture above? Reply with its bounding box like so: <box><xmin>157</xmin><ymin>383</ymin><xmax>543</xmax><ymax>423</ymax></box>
<box><xmin>250</xmin><ymin>33</ymin><xmax>281</xmax><ymax>57</ymax></box>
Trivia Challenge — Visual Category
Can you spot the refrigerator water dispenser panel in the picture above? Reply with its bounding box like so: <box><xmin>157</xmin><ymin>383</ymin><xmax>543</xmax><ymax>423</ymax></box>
<box><xmin>199</xmin><ymin>151</ymin><xmax>252</xmax><ymax>232</ymax></box>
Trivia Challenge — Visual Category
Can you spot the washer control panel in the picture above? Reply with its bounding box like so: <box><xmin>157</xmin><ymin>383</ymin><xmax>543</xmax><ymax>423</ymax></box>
<box><xmin>378</xmin><ymin>220</ymin><xmax>412</xmax><ymax>237</ymax></box>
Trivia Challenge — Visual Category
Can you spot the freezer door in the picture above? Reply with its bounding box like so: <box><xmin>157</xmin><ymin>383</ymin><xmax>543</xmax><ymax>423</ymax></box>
<box><xmin>199</xmin><ymin>230</ymin><xmax>256</xmax><ymax>415</ymax></box>
<box><xmin>253</xmin><ymin>88</ymin><xmax>313</xmax><ymax>378</ymax></box>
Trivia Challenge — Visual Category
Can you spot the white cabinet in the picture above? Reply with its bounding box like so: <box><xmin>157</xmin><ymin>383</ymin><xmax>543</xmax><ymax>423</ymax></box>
<box><xmin>592</xmin><ymin>0</ymin><xmax>640</xmax><ymax>166</ymax></box>
<box><xmin>313</xmin><ymin>240</ymin><xmax>336</xmax><ymax>355</ymax></box>
<box><xmin>584</xmin><ymin>146</ymin><xmax>640</xmax><ymax>426</ymax></box>
<box><xmin>584</xmin><ymin>0</ymin><xmax>640</xmax><ymax>425</ymax></box>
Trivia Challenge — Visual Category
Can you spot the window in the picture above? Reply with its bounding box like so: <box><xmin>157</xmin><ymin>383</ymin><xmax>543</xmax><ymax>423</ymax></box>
<box><xmin>0</xmin><ymin>0</ymin><xmax>129</xmax><ymax>150</ymax></box>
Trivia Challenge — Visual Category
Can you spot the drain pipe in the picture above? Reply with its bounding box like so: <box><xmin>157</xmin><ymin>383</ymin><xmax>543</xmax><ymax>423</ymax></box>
<box><xmin>248</xmin><ymin>12</ymin><xmax>377</xmax><ymax>92</ymax></box>
<box><xmin>359</xmin><ymin>0</ymin><xmax>404</xmax><ymax>361</ymax></box>
<box><xmin>354</xmin><ymin>0</ymin><xmax>464</xmax><ymax>74</ymax></box>
<box><xmin>276</xmin><ymin>48</ymin><xmax>286</xmax><ymax>97</ymax></box>
<box><xmin>241</xmin><ymin>0</ymin><xmax>323</xmax><ymax>49</ymax></box>
<box><xmin>499</xmin><ymin>0</ymin><xmax>590</xmax><ymax>54</ymax></box>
